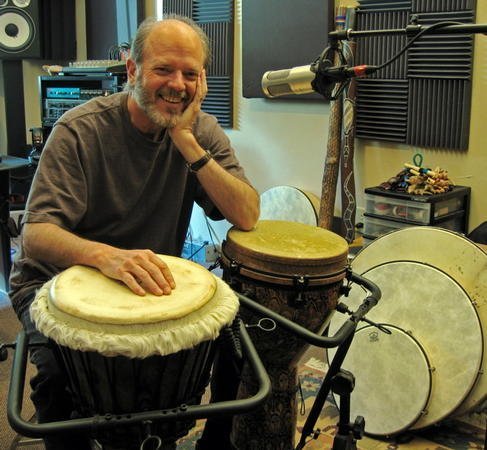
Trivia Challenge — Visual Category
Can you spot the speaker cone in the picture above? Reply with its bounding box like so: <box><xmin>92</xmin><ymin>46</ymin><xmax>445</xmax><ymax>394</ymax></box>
<box><xmin>0</xmin><ymin>8</ymin><xmax>36</xmax><ymax>53</ymax></box>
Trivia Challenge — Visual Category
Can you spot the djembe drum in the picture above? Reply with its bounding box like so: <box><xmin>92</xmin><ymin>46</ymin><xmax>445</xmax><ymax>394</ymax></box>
<box><xmin>29</xmin><ymin>255</ymin><xmax>240</xmax><ymax>450</ymax></box>
<box><xmin>220</xmin><ymin>220</ymin><xmax>349</xmax><ymax>450</ymax></box>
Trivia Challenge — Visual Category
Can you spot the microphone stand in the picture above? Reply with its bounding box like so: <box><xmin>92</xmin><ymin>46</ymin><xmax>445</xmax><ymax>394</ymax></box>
<box><xmin>312</xmin><ymin>20</ymin><xmax>487</xmax><ymax>100</ymax></box>
<box><xmin>314</xmin><ymin>18</ymin><xmax>487</xmax><ymax>232</ymax></box>
<box><xmin>329</xmin><ymin>21</ymin><xmax>487</xmax><ymax>41</ymax></box>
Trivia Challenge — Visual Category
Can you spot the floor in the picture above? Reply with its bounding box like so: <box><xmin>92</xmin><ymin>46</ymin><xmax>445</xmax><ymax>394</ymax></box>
<box><xmin>176</xmin><ymin>345</ymin><xmax>486</xmax><ymax>450</ymax></box>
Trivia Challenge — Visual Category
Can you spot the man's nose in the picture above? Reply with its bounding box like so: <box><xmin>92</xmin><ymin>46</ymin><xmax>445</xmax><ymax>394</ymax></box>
<box><xmin>167</xmin><ymin>71</ymin><xmax>185</xmax><ymax>90</ymax></box>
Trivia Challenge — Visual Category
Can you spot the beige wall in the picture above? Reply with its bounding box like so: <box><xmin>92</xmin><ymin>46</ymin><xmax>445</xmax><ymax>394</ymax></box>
<box><xmin>0</xmin><ymin>0</ymin><xmax>485</xmax><ymax>244</ymax></box>
<box><xmin>345</xmin><ymin>0</ymin><xmax>487</xmax><ymax>232</ymax></box>
<box><xmin>197</xmin><ymin>0</ymin><xmax>487</xmax><ymax>242</ymax></box>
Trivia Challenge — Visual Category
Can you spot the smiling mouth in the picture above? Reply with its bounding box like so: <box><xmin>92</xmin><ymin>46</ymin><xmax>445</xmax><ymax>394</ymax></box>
<box><xmin>161</xmin><ymin>95</ymin><xmax>183</xmax><ymax>104</ymax></box>
<box><xmin>158</xmin><ymin>90</ymin><xmax>187</xmax><ymax>105</ymax></box>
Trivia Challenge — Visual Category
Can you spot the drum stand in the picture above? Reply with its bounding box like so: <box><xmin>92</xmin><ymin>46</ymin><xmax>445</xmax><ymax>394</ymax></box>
<box><xmin>237</xmin><ymin>270</ymin><xmax>381</xmax><ymax>450</ymax></box>
<box><xmin>0</xmin><ymin>320</ymin><xmax>271</xmax><ymax>448</ymax></box>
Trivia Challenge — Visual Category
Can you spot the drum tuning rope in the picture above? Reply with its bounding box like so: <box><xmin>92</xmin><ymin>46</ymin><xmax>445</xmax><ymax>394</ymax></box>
<box><xmin>221</xmin><ymin>316</ymin><xmax>244</xmax><ymax>361</ymax></box>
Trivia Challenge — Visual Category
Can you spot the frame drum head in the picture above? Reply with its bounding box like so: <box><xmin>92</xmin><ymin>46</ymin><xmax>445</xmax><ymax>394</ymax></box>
<box><xmin>351</xmin><ymin>227</ymin><xmax>487</xmax><ymax>416</ymax></box>
<box><xmin>222</xmin><ymin>220</ymin><xmax>349</xmax><ymax>285</ymax></box>
<box><xmin>259</xmin><ymin>185</ymin><xmax>320</xmax><ymax>226</ymax></box>
<box><xmin>331</xmin><ymin>259</ymin><xmax>483</xmax><ymax>430</ymax></box>
<box><xmin>328</xmin><ymin>325</ymin><xmax>432</xmax><ymax>436</ymax></box>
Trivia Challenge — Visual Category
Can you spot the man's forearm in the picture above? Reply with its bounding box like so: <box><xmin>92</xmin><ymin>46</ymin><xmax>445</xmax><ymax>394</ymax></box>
<box><xmin>23</xmin><ymin>222</ymin><xmax>110</xmax><ymax>269</ymax></box>
<box><xmin>170</xmin><ymin>134</ymin><xmax>259</xmax><ymax>230</ymax></box>
<box><xmin>22</xmin><ymin>222</ymin><xmax>176</xmax><ymax>295</ymax></box>
<box><xmin>196</xmin><ymin>158</ymin><xmax>260</xmax><ymax>230</ymax></box>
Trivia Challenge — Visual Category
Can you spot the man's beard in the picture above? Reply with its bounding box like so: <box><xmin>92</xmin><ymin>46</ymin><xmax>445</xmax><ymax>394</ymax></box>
<box><xmin>127</xmin><ymin>76</ymin><xmax>187</xmax><ymax>129</ymax></box>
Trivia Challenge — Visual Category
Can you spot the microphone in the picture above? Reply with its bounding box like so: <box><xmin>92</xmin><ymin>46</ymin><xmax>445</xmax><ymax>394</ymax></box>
<box><xmin>261</xmin><ymin>65</ymin><xmax>316</xmax><ymax>98</ymax></box>
<box><xmin>261</xmin><ymin>63</ymin><xmax>378</xmax><ymax>99</ymax></box>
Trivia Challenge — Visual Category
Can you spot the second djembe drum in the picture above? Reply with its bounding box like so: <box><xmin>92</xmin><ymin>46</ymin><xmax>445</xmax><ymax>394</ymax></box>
<box><xmin>221</xmin><ymin>220</ymin><xmax>349</xmax><ymax>450</ymax></box>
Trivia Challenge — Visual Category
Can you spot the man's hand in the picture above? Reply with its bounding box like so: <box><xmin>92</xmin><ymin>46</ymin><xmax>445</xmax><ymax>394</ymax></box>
<box><xmin>98</xmin><ymin>248</ymin><xmax>176</xmax><ymax>296</ymax></box>
<box><xmin>23</xmin><ymin>223</ymin><xmax>176</xmax><ymax>297</ymax></box>
<box><xmin>168</xmin><ymin>69</ymin><xmax>208</xmax><ymax>148</ymax></box>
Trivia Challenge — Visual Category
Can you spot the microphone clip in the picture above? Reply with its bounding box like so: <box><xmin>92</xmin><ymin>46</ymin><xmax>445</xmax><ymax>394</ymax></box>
<box><xmin>310</xmin><ymin>40</ymin><xmax>349</xmax><ymax>100</ymax></box>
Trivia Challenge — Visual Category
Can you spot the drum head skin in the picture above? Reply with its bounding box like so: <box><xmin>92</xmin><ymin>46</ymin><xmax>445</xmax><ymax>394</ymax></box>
<box><xmin>50</xmin><ymin>255</ymin><xmax>216</xmax><ymax>324</ymax></box>
<box><xmin>329</xmin><ymin>325</ymin><xmax>432</xmax><ymax>437</ymax></box>
<box><xmin>31</xmin><ymin>266</ymin><xmax>239</xmax><ymax>358</ymax></box>
<box><xmin>222</xmin><ymin>220</ymin><xmax>349</xmax><ymax>284</ymax></box>
<box><xmin>259</xmin><ymin>185</ymin><xmax>320</xmax><ymax>226</ymax></box>
<box><xmin>352</xmin><ymin>227</ymin><xmax>487</xmax><ymax>417</ymax></box>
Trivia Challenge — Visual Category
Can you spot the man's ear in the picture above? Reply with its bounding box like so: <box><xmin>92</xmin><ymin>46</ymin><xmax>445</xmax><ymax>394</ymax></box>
<box><xmin>126</xmin><ymin>58</ymin><xmax>137</xmax><ymax>85</ymax></box>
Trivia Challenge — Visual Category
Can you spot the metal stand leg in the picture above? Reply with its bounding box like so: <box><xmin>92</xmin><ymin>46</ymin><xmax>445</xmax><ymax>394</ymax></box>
<box><xmin>331</xmin><ymin>369</ymin><xmax>364</xmax><ymax>450</ymax></box>
<box><xmin>295</xmin><ymin>332</ymin><xmax>355</xmax><ymax>450</ymax></box>
<box><xmin>295</xmin><ymin>333</ymin><xmax>365</xmax><ymax>450</ymax></box>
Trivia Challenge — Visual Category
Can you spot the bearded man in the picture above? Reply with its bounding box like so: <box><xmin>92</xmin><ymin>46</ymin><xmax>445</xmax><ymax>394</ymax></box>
<box><xmin>9</xmin><ymin>15</ymin><xmax>258</xmax><ymax>450</ymax></box>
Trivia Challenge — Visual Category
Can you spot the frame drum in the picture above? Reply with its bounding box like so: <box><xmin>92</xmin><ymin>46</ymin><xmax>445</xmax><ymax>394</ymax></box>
<box><xmin>329</xmin><ymin>227</ymin><xmax>486</xmax><ymax>433</ymax></box>
<box><xmin>352</xmin><ymin>227</ymin><xmax>487</xmax><ymax>417</ymax></box>
<box><xmin>221</xmin><ymin>220</ymin><xmax>349</xmax><ymax>449</ymax></box>
<box><xmin>259</xmin><ymin>185</ymin><xmax>320</xmax><ymax>226</ymax></box>
<box><xmin>328</xmin><ymin>324</ymin><xmax>432</xmax><ymax>436</ymax></box>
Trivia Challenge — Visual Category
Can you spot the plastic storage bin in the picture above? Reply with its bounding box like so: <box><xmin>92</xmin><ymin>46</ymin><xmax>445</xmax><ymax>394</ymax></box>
<box><xmin>362</xmin><ymin>185</ymin><xmax>470</xmax><ymax>244</ymax></box>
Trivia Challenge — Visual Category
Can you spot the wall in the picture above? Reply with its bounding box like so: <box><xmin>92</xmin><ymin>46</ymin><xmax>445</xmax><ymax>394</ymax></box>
<box><xmin>0</xmin><ymin>0</ymin><xmax>485</xmax><ymax>246</ymax></box>
<box><xmin>191</xmin><ymin>0</ymin><xmax>487</xmax><ymax>245</ymax></box>
<box><xmin>352</xmin><ymin>0</ymin><xmax>487</xmax><ymax>234</ymax></box>
<box><xmin>189</xmin><ymin>0</ymin><xmax>333</xmax><ymax>243</ymax></box>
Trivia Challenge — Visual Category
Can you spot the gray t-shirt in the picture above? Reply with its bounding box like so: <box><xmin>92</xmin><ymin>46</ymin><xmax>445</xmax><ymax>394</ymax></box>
<box><xmin>9</xmin><ymin>92</ymin><xmax>250</xmax><ymax>316</ymax></box>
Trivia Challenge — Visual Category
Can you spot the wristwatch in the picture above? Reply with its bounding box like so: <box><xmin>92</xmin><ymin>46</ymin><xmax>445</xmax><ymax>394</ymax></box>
<box><xmin>186</xmin><ymin>151</ymin><xmax>212</xmax><ymax>173</ymax></box>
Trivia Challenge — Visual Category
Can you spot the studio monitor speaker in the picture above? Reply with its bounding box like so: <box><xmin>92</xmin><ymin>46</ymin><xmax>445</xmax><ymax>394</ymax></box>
<box><xmin>0</xmin><ymin>0</ymin><xmax>75</xmax><ymax>60</ymax></box>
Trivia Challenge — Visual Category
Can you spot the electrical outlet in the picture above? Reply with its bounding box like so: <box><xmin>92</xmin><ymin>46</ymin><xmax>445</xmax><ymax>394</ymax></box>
<box><xmin>205</xmin><ymin>244</ymin><xmax>221</xmax><ymax>262</ymax></box>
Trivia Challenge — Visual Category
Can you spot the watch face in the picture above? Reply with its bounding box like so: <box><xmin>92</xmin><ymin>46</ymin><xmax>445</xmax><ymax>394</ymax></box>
<box><xmin>13</xmin><ymin>0</ymin><xmax>31</xmax><ymax>7</ymax></box>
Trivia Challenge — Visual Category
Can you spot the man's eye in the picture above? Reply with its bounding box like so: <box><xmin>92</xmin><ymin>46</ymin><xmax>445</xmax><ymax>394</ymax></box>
<box><xmin>156</xmin><ymin>67</ymin><xmax>171</xmax><ymax>75</ymax></box>
<box><xmin>185</xmin><ymin>72</ymin><xmax>198</xmax><ymax>80</ymax></box>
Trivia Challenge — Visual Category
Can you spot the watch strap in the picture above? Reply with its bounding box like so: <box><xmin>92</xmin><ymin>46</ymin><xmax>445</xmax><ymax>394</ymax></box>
<box><xmin>187</xmin><ymin>151</ymin><xmax>212</xmax><ymax>173</ymax></box>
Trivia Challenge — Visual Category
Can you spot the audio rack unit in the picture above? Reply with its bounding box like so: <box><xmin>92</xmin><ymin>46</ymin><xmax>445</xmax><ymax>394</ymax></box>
<box><xmin>39</xmin><ymin>73</ymin><xmax>127</xmax><ymax>133</ymax></box>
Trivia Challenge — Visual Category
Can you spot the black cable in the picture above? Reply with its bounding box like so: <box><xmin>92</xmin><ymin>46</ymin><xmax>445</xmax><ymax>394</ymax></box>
<box><xmin>188</xmin><ymin>241</ymin><xmax>208</xmax><ymax>260</ymax></box>
<box><xmin>375</xmin><ymin>21</ymin><xmax>464</xmax><ymax>71</ymax></box>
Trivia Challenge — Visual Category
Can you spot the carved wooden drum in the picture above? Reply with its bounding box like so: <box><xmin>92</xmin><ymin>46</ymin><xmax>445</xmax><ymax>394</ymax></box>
<box><xmin>221</xmin><ymin>220</ymin><xmax>349</xmax><ymax>450</ymax></box>
<box><xmin>30</xmin><ymin>255</ymin><xmax>239</xmax><ymax>450</ymax></box>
